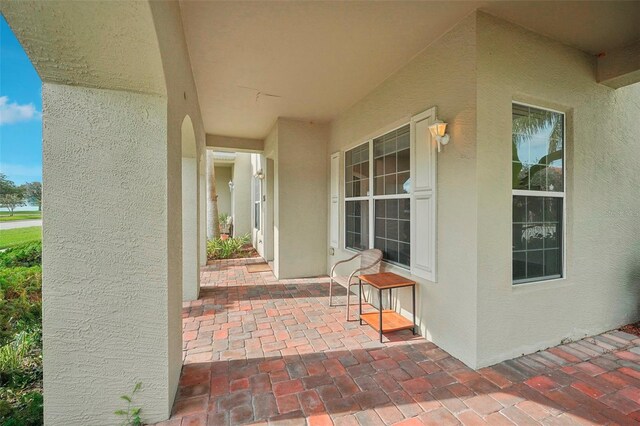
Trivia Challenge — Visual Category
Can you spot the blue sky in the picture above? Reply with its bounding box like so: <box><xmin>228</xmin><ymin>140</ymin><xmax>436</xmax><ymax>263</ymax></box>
<box><xmin>0</xmin><ymin>15</ymin><xmax>42</xmax><ymax>185</ymax></box>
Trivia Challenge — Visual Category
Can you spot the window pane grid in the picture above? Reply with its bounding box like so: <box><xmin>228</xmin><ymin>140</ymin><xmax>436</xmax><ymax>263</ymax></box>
<box><xmin>345</xmin><ymin>142</ymin><xmax>369</xmax><ymax>198</ymax></box>
<box><xmin>374</xmin><ymin>199</ymin><xmax>410</xmax><ymax>267</ymax></box>
<box><xmin>345</xmin><ymin>200</ymin><xmax>369</xmax><ymax>251</ymax></box>
<box><xmin>374</xmin><ymin>124</ymin><xmax>410</xmax><ymax>196</ymax></box>
<box><xmin>512</xmin><ymin>104</ymin><xmax>564</xmax><ymax>192</ymax></box>
<box><xmin>512</xmin><ymin>103</ymin><xmax>564</xmax><ymax>284</ymax></box>
<box><xmin>512</xmin><ymin>196</ymin><xmax>563</xmax><ymax>283</ymax></box>
<box><xmin>344</xmin><ymin>124</ymin><xmax>411</xmax><ymax>268</ymax></box>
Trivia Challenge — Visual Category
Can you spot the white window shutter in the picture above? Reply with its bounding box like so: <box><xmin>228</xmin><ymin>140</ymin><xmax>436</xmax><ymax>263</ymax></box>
<box><xmin>330</xmin><ymin>152</ymin><xmax>340</xmax><ymax>248</ymax></box>
<box><xmin>410</xmin><ymin>108</ymin><xmax>437</xmax><ymax>281</ymax></box>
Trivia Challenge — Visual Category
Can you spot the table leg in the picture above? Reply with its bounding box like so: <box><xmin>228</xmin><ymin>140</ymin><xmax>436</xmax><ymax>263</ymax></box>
<box><xmin>358</xmin><ymin>278</ymin><xmax>362</xmax><ymax>326</ymax></box>
<box><xmin>379</xmin><ymin>288</ymin><xmax>383</xmax><ymax>343</ymax></box>
<box><xmin>388</xmin><ymin>288</ymin><xmax>392</xmax><ymax>310</ymax></box>
<box><xmin>412</xmin><ymin>284</ymin><xmax>416</xmax><ymax>335</ymax></box>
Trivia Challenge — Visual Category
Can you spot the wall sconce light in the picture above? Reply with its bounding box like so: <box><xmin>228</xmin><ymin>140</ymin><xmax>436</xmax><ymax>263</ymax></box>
<box><xmin>429</xmin><ymin>119</ymin><xmax>450</xmax><ymax>153</ymax></box>
<box><xmin>228</xmin><ymin>180</ymin><xmax>235</xmax><ymax>191</ymax></box>
<box><xmin>253</xmin><ymin>169</ymin><xmax>265</xmax><ymax>180</ymax></box>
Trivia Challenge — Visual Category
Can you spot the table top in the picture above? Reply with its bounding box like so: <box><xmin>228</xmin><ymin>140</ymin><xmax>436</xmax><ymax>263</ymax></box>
<box><xmin>358</xmin><ymin>272</ymin><xmax>416</xmax><ymax>289</ymax></box>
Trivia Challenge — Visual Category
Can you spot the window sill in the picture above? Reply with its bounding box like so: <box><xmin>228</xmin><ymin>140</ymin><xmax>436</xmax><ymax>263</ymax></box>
<box><xmin>512</xmin><ymin>276</ymin><xmax>569</xmax><ymax>291</ymax></box>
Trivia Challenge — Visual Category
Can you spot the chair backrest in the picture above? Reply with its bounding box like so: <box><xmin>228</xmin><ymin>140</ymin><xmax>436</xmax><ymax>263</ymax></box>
<box><xmin>360</xmin><ymin>249</ymin><xmax>383</xmax><ymax>275</ymax></box>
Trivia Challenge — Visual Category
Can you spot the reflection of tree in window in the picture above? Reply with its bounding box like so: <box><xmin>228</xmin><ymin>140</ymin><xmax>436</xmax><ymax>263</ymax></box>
<box><xmin>512</xmin><ymin>103</ymin><xmax>564</xmax><ymax>284</ymax></box>
<box><xmin>512</xmin><ymin>104</ymin><xmax>563</xmax><ymax>191</ymax></box>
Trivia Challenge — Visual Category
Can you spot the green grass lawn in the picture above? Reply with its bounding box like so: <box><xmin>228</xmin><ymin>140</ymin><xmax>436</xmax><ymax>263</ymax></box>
<box><xmin>0</xmin><ymin>226</ymin><xmax>42</xmax><ymax>249</ymax></box>
<box><xmin>0</xmin><ymin>211</ymin><xmax>42</xmax><ymax>222</ymax></box>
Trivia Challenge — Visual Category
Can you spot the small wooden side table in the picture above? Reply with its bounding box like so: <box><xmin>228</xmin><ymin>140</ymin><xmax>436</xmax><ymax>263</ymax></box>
<box><xmin>358</xmin><ymin>272</ymin><xmax>416</xmax><ymax>342</ymax></box>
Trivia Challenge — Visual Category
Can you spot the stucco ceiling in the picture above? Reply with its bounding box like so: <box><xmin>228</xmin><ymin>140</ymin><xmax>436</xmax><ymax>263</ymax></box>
<box><xmin>180</xmin><ymin>1</ymin><xmax>640</xmax><ymax>139</ymax></box>
<box><xmin>2</xmin><ymin>1</ymin><xmax>166</xmax><ymax>95</ymax></box>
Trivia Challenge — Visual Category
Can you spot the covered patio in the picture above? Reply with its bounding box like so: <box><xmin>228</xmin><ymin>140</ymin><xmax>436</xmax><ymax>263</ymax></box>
<box><xmin>157</xmin><ymin>259</ymin><xmax>640</xmax><ymax>425</ymax></box>
<box><xmin>2</xmin><ymin>1</ymin><xmax>640</xmax><ymax>424</ymax></box>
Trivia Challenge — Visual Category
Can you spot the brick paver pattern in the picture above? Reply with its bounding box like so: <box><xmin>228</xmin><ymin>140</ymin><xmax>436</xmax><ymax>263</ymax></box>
<box><xmin>155</xmin><ymin>258</ymin><xmax>640</xmax><ymax>425</ymax></box>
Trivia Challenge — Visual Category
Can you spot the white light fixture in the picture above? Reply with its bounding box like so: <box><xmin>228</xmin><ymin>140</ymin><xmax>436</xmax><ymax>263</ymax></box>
<box><xmin>228</xmin><ymin>180</ymin><xmax>235</xmax><ymax>191</ymax></box>
<box><xmin>429</xmin><ymin>119</ymin><xmax>450</xmax><ymax>153</ymax></box>
<box><xmin>253</xmin><ymin>169</ymin><xmax>265</xmax><ymax>180</ymax></box>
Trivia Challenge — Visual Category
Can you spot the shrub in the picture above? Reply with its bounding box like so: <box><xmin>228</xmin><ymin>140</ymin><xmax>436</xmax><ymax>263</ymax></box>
<box><xmin>0</xmin><ymin>389</ymin><xmax>43</xmax><ymax>426</ymax></box>
<box><xmin>0</xmin><ymin>241</ymin><xmax>42</xmax><ymax>268</ymax></box>
<box><xmin>207</xmin><ymin>234</ymin><xmax>251</xmax><ymax>260</ymax></box>
<box><xmin>0</xmin><ymin>266</ymin><xmax>42</xmax><ymax>345</ymax></box>
<box><xmin>0</xmin><ymin>245</ymin><xmax>43</xmax><ymax>426</ymax></box>
<box><xmin>0</xmin><ymin>328</ymin><xmax>42</xmax><ymax>389</ymax></box>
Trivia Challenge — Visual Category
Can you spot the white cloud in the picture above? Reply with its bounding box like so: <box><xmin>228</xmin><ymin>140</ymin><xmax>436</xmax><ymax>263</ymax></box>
<box><xmin>0</xmin><ymin>96</ymin><xmax>42</xmax><ymax>125</ymax></box>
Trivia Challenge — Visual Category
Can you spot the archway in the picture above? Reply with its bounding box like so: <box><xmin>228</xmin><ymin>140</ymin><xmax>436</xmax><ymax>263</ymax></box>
<box><xmin>181</xmin><ymin>115</ymin><xmax>199</xmax><ymax>300</ymax></box>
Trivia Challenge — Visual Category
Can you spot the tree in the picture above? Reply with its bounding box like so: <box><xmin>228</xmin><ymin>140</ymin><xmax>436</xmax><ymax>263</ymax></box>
<box><xmin>512</xmin><ymin>107</ymin><xmax>563</xmax><ymax>190</ymax></box>
<box><xmin>206</xmin><ymin>150</ymin><xmax>220</xmax><ymax>239</ymax></box>
<box><xmin>0</xmin><ymin>174</ymin><xmax>26</xmax><ymax>216</ymax></box>
<box><xmin>21</xmin><ymin>181</ymin><xmax>42</xmax><ymax>211</ymax></box>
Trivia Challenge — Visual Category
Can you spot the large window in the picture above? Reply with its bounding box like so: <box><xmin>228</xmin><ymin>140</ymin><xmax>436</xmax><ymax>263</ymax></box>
<box><xmin>345</xmin><ymin>125</ymin><xmax>411</xmax><ymax>267</ymax></box>
<box><xmin>512</xmin><ymin>103</ymin><xmax>565</xmax><ymax>284</ymax></box>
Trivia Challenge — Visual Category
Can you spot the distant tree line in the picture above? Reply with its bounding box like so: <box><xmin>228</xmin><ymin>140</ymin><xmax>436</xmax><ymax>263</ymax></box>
<box><xmin>0</xmin><ymin>173</ymin><xmax>42</xmax><ymax>215</ymax></box>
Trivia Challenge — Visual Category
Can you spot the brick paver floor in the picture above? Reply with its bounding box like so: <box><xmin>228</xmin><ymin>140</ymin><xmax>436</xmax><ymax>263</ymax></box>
<box><xmin>155</xmin><ymin>258</ymin><xmax>640</xmax><ymax>425</ymax></box>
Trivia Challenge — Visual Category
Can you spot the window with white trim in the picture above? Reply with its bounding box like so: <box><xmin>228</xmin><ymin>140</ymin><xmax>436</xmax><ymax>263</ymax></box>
<box><xmin>512</xmin><ymin>103</ymin><xmax>565</xmax><ymax>284</ymax></box>
<box><xmin>345</xmin><ymin>124</ymin><xmax>411</xmax><ymax>267</ymax></box>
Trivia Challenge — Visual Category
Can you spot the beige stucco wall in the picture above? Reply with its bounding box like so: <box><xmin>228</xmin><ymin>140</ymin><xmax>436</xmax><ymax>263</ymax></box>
<box><xmin>215</xmin><ymin>166</ymin><xmax>233</xmax><ymax>217</ymax></box>
<box><xmin>475</xmin><ymin>13</ymin><xmax>640</xmax><ymax>367</ymax></box>
<box><xmin>150</xmin><ymin>1</ymin><xmax>207</xmax><ymax>405</ymax></box>
<box><xmin>42</xmin><ymin>84</ymin><xmax>173</xmax><ymax>424</ymax></box>
<box><xmin>261</xmin><ymin>127</ymin><xmax>279</xmax><ymax>267</ymax></box>
<box><xmin>232</xmin><ymin>153</ymin><xmax>253</xmax><ymax>236</ymax></box>
<box><xmin>278</xmin><ymin>119</ymin><xmax>329</xmax><ymax>279</ymax></box>
<box><xmin>4</xmin><ymin>2</ymin><xmax>207</xmax><ymax>423</ymax></box>
<box><xmin>261</xmin><ymin>119</ymin><xmax>328</xmax><ymax>279</ymax></box>
<box><xmin>327</xmin><ymin>13</ymin><xmax>479</xmax><ymax>367</ymax></box>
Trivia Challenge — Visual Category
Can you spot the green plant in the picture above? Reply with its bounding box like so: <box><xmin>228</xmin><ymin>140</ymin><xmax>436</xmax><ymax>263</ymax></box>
<box><xmin>0</xmin><ymin>266</ymin><xmax>42</xmax><ymax>344</ymax></box>
<box><xmin>0</xmin><ymin>241</ymin><xmax>42</xmax><ymax>268</ymax></box>
<box><xmin>218</xmin><ymin>212</ymin><xmax>230</xmax><ymax>225</ymax></box>
<box><xmin>115</xmin><ymin>382</ymin><xmax>143</xmax><ymax>426</ymax></box>
<box><xmin>0</xmin><ymin>328</ymin><xmax>41</xmax><ymax>389</ymax></box>
<box><xmin>207</xmin><ymin>234</ymin><xmax>251</xmax><ymax>260</ymax></box>
<box><xmin>0</xmin><ymin>331</ymin><xmax>31</xmax><ymax>373</ymax></box>
<box><xmin>0</xmin><ymin>389</ymin><xmax>43</xmax><ymax>426</ymax></box>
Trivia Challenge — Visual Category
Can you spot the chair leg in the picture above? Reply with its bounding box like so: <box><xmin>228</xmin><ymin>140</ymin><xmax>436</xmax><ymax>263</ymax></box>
<box><xmin>346</xmin><ymin>283</ymin><xmax>351</xmax><ymax>321</ymax></box>
<box><xmin>329</xmin><ymin>278</ymin><xmax>333</xmax><ymax>307</ymax></box>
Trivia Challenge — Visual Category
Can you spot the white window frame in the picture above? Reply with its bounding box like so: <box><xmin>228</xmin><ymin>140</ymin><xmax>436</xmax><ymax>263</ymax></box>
<box><xmin>512</xmin><ymin>101</ymin><xmax>567</xmax><ymax>285</ymax></box>
<box><xmin>341</xmin><ymin>107</ymin><xmax>437</xmax><ymax>282</ymax></box>
<box><xmin>343</xmin><ymin>122</ymin><xmax>411</xmax><ymax>269</ymax></box>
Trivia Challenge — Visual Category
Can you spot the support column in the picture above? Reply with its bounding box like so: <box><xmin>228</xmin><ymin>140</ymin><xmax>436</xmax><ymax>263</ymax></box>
<box><xmin>182</xmin><ymin>155</ymin><xmax>199</xmax><ymax>301</ymax></box>
<box><xmin>199</xmin><ymin>155</ymin><xmax>207</xmax><ymax>266</ymax></box>
<box><xmin>42</xmin><ymin>83</ymin><xmax>179</xmax><ymax>424</ymax></box>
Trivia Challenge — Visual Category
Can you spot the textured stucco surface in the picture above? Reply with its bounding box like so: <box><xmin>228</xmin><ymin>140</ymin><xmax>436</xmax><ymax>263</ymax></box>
<box><xmin>277</xmin><ymin>119</ymin><xmax>329</xmax><ymax>279</ymax></box>
<box><xmin>257</xmin><ymin>120</ymin><xmax>328</xmax><ymax>279</ymax></box>
<box><xmin>206</xmin><ymin>134</ymin><xmax>264</xmax><ymax>152</ymax></box>
<box><xmin>214</xmin><ymin>166</ymin><xmax>233</xmax><ymax>217</ymax></box>
<box><xmin>199</xmin><ymin>154</ymin><xmax>207</xmax><ymax>267</ymax></box>
<box><xmin>475</xmin><ymin>13</ymin><xmax>640</xmax><ymax>367</ymax></box>
<box><xmin>263</xmin><ymin>124</ymin><xmax>280</xmax><ymax>274</ymax></box>
<box><xmin>7</xmin><ymin>2</ymin><xmax>208</xmax><ymax>423</ymax></box>
<box><xmin>42</xmin><ymin>83</ymin><xmax>171</xmax><ymax>424</ymax></box>
<box><xmin>251</xmin><ymin>152</ymin><xmax>275</xmax><ymax>262</ymax></box>
<box><xmin>150</xmin><ymin>1</ymin><xmax>207</xmax><ymax>409</ymax></box>
<box><xmin>232</xmin><ymin>153</ymin><xmax>253</xmax><ymax>236</ymax></box>
<box><xmin>1</xmin><ymin>1</ymin><xmax>166</xmax><ymax>95</ymax></box>
<box><xmin>328</xmin><ymin>14</ymin><xmax>479</xmax><ymax>367</ymax></box>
